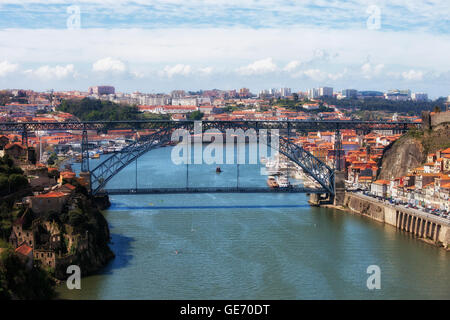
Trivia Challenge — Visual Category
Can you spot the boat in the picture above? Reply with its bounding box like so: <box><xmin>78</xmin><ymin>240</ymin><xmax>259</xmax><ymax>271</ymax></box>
<box><xmin>277</xmin><ymin>175</ymin><xmax>291</xmax><ymax>188</ymax></box>
<box><xmin>92</xmin><ymin>153</ymin><xmax>100</xmax><ymax>159</ymax></box>
<box><xmin>267</xmin><ymin>176</ymin><xmax>279</xmax><ymax>188</ymax></box>
<box><xmin>216</xmin><ymin>166</ymin><xmax>222</xmax><ymax>173</ymax></box>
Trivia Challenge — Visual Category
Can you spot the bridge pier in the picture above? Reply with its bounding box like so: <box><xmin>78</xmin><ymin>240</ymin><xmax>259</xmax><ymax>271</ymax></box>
<box><xmin>333</xmin><ymin>170</ymin><xmax>346</xmax><ymax>206</ymax></box>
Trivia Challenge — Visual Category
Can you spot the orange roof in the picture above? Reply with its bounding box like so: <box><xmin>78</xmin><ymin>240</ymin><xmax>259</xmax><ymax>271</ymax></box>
<box><xmin>5</xmin><ymin>143</ymin><xmax>25</xmax><ymax>150</ymax></box>
<box><xmin>62</xmin><ymin>183</ymin><xmax>76</xmax><ymax>190</ymax></box>
<box><xmin>35</xmin><ymin>191</ymin><xmax>66</xmax><ymax>198</ymax></box>
<box><xmin>373</xmin><ymin>179</ymin><xmax>390</xmax><ymax>185</ymax></box>
<box><xmin>60</xmin><ymin>171</ymin><xmax>76</xmax><ymax>178</ymax></box>
<box><xmin>15</xmin><ymin>244</ymin><xmax>32</xmax><ymax>256</ymax></box>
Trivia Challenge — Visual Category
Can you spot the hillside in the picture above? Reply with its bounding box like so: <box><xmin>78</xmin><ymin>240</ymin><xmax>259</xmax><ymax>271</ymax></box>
<box><xmin>378</xmin><ymin>125</ymin><xmax>450</xmax><ymax>180</ymax></box>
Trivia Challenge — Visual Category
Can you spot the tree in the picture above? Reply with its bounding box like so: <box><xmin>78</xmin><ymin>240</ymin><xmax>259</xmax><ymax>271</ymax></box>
<box><xmin>188</xmin><ymin>110</ymin><xmax>204</xmax><ymax>120</ymax></box>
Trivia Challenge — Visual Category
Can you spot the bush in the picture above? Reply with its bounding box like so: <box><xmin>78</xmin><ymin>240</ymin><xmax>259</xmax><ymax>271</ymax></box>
<box><xmin>8</xmin><ymin>174</ymin><xmax>28</xmax><ymax>192</ymax></box>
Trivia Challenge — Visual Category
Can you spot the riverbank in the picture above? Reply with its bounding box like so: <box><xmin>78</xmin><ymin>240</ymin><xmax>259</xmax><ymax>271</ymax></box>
<box><xmin>315</xmin><ymin>192</ymin><xmax>450</xmax><ymax>250</ymax></box>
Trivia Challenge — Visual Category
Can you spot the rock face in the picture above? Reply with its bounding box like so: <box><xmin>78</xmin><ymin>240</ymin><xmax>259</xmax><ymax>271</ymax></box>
<box><xmin>378</xmin><ymin>136</ymin><xmax>424</xmax><ymax>180</ymax></box>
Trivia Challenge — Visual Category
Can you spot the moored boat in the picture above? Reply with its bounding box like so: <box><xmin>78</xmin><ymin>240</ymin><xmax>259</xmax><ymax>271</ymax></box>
<box><xmin>267</xmin><ymin>176</ymin><xmax>279</xmax><ymax>188</ymax></box>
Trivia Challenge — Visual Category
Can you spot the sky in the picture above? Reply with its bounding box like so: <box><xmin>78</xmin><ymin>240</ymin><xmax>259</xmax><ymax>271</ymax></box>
<box><xmin>0</xmin><ymin>0</ymin><xmax>449</xmax><ymax>98</ymax></box>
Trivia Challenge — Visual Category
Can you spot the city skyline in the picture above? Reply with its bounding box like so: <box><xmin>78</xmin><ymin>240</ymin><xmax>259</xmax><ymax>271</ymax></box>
<box><xmin>0</xmin><ymin>1</ymin><xmax>449</xmax><ymax>97</ymax></box>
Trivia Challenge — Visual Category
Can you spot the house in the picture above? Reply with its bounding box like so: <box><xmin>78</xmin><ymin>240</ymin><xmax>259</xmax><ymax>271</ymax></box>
<box><xmin>4</xmin><ymin>143</ymin><xmax>27</xmax><ymax>159</ymax></box>
<box><xmin>29</xmin><ymin>191</ymin><xmax>68</xmax><ymax>215</ymax></box>
<box><xmin>9</xmin><ymin>212</ymin><xmax>34</xmax><ymax>248</ymax></box>
<box><xmin>371</xmin><ymin>180</ymin><xmax>390</xmax><ymax>197</ymax></box>
<box><xmin>15</xmin><ymin>243</ymin><xmax>33</xmax><ymax>270</ymax></box>
<box><xmin>58</xmin><ymin>171</ymin><xmax>76</xmax><ymax>185</ymax></box>
<box><xmin>59</xmin><ymin>183</ymin><xmax>76</xmax><ymax>195</ymax></box>
<box><xmin>33</xmin><ymin>249</ymin><xmax>56</xmax><ymax>269</ymax></box>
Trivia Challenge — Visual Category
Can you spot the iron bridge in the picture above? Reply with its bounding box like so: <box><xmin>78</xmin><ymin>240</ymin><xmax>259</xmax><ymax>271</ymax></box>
<box><xmin>0</xmin><ymin>120</ymin><xmax>419</xmax><ymax>196</ymax></box>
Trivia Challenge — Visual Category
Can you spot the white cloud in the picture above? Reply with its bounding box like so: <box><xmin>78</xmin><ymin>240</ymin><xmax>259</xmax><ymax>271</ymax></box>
<box><xmin>92</xmin><ymin>57</ymin><xmax>127</xmax><ymax>73</ymax></box>
<box><xmin>402</xmin><ymin>69</ymin><xmax>423</xmax><ymax>81</ymax></box>
<box><xmin>237</xmin><ymin>58</ymin><xmax>277</xmax><ymax>75</ymax></box>
<box><xmin>283</xmin><ymin>60</ymin><xmax>300</xmax><ymax>72</ymax></box>
<box><xmin>24</xmin><ymin>64</ymin><xmax>75</xmax><ymax>79</ymax></box>
<box><xmin>361</xmin><ymin>62</ymin><xmax>384</xmax><ymax>79</ymax></box>
<box><xmin>301</xmin><ymin>69</ymin><xmax>326</xmax><ymax>81</ymax></box>
<box><xmin>199</xmin><ymin>66</ymin><xmax>213</xmax><ymax>75</ymax></box>
<box><xmin>0</xmin><ymin>60</ymin><xmax>18</xmax><ymax>77</ymax></box>
<box><xmin>161</xmin><ymin>64</ymin><xmax>192</xmax><ymax>78</ymax></box>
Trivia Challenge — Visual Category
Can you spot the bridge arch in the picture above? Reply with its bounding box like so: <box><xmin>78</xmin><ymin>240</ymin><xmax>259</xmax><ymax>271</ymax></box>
<box><xmin>88</xmin><ymin>122</ymin><xmax>335</xmax><ymax>195</ymax></box>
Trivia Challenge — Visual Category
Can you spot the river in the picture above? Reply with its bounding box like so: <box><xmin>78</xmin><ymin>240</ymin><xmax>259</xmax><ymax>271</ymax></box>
<box><xmin>57</xmin><ymin>144</ymin><xmax>450</xmax><ymax>299</ymax></box>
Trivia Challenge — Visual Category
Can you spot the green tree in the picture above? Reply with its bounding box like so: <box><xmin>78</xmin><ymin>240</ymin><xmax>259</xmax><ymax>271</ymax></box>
<box><xmin>188</xmin><ymin>110</ymin><xmax>204</xmax><ymax>120</ymax></box>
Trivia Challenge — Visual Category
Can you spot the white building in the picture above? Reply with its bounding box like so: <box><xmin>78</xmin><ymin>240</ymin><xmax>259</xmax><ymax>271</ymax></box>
<box><xmin>307</xmin><ymin>88</ymin><xmax>320</xmax><ymax>99</ymax></box>
<box><xmin>411</xmin><ymin>92</ymin><xmax>428</xmax><ymax>102</ymax></box>
<box><xmin>280</xmin><ymin>88</ymin><xmax>291</xmax><ymax>97</ymax></box>
<box><xmin>172</xmin><ymin>97</ymin><xmax>198</xmax><ymax>106</ymax></box>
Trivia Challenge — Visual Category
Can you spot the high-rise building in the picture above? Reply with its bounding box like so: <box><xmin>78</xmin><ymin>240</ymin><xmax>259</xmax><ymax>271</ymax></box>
<box><xmin>342</xmin><ymin>89</ymin><xmax>358</xmax><ymax>99</ymax></box>
<box><xmin>239</xmin><ymin>88</ymin><xmax>251</xmax><ymax>98</ymax></box>
<box><xmin>307</xmin><ymin>88</ymin><xmax>320</xmax><ymax>99</ymax></box>
<box><xmin>319</xmin><ymin>87</ymin><xmax>333</xmax><ymax>97</ymax></box>
<box><xmin>280</xmin><ymin>88</ymin><xmax>291</xmax><ymax>97</ymax></box>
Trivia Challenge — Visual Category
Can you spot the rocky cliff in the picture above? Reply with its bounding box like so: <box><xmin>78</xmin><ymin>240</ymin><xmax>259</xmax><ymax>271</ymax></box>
<box><xmin>378</xmin><ymin>126</ymin><xmax>450</xmax><ymax>180</ymax></box>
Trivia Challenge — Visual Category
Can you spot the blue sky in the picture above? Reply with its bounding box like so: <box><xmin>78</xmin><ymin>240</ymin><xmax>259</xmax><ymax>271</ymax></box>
<box><xmin>0</xmin><ymin>0</ymin><xmax>449</xmax><ymax>97</ymax></box>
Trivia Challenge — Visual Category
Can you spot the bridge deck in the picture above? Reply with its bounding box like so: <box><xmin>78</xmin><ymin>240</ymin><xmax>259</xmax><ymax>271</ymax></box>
<box><xmin>102</xmin><ymin>186</ymin><xmax>327</xmax><ymax>195</ymax></box>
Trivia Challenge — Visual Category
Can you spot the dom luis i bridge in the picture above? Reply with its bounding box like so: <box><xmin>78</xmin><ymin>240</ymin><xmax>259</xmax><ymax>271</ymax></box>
<box><xmin>1</xmin><ymin>120</ymin><xmax>419</xmax><ymax>205</ymax></box>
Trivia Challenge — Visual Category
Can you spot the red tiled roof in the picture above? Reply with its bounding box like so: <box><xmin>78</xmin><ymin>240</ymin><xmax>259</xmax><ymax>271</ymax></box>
<box><xmin>15</xmin><ymin>243</ymin><xmax>32</xmax><ymax>256</ymax></box>
<box><xmin>35</xmin><ymin>191</ymin><xmax>66</xmax><ymax>198</ymax></box>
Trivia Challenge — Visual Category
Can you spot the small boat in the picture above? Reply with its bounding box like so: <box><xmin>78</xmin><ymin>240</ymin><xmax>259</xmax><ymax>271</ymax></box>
<box><xmin>216</xmin><ymin>166</ymin><xmax>222</xmax><ymax>173</ymax></box>
<box><xmin>267</xmin><ymin>176</ymin><xmax>279</xmax><ymax>188</ymax></box>
<box><xmin>91</xmin><ymin>153</ymin><xmax>100</xmax><ymax>159</ymax></box>
<box><xmin>277</xmin><ymin>175</ymin><xmax>291</xmax><ymax>188</ymax></box>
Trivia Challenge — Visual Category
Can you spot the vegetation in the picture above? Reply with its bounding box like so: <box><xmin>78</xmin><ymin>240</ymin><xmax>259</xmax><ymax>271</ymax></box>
<box><xmin>0</xmin><ymin>90</ymin><xmax>12</xmax><ymax>106</ymax></box>
<box><xmin>58</xmin><ymin>98</ymin><xmax>141</xmax><ymax>121</ymax></box>
<box><xmin>57</xmin><ymin>98</ymin><xmax>170</xmax><ymax>129</ymax></box>
<box><xmin>0</xmin><ymin>155</ymin><xmax>29</xmax><ymax>196</ymax></box>
<box><xmin>0</xmin><ymin>246</ymin><xmax>56</xmax><ymax>299</ymax></box>
<box><xmin>188</xmin><ymin>110</ymin><xmax>204</xmax><ymax>120</ymax></box>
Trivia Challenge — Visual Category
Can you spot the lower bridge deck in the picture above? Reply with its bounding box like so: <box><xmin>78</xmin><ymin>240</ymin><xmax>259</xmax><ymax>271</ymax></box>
<box><xmin>102</xmin><ymin>186</ymin><xmax>327</xmax><ymax>195</ymax></box>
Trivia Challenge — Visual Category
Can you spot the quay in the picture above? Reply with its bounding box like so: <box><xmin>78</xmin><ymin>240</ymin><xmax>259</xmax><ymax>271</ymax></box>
<box><xmin>343</xmin><ymin>192</ymin><xmax>450</xmax><ymax>249</ymax></box>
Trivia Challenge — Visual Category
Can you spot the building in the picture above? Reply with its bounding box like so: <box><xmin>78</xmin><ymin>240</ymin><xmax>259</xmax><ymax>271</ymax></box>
<box><xmin>29</xmin><ymin>191</ymin><xmax>68</xmax><ymax>215</ymax></box>
<box><xmin>411</xmin><ymin>92</ymin><xmax>428</xmax><ymax>101</ymax></box>
<box><xmin>319</xmin><ymin>87</ymin><xmax>333</xmax><ymax>97</ymax></box>
<box><xmin>138</xmin><ymin>95</ymin><xmax>171</xmax><ymax>106</ymax></box>
<box><xmin>358</xmin><ymin>91</ymin><xmax>385</xmax><ymax>99</ymax></box>
<box><xmin>239</xmin><ymin>88</ymin><xmax>251</xmax><ymax>98</ymax></box>
<box><xmin>385</xmin><ymin>89</ymin><xmax>411</xmax><ymax>101</ymax></box>
<box><xmin>172</xmin><ymin>97</ymin><xmax>198</xmax><ymax>106</ymax></box>
<box><xmin>371</xmin><ymin>180</ymin><xmax>390</xmax><ymax>197</ymax></box>
<box><xmin>88</xmin><ymin>86</ymin><xmax>115</xmax><ymax>95</ymax></box>
<box><xmin>280</xmin><ymin>88</ymin><xmax>291</xmax><ymax>97</ymax></box>
<box><xmin>342</xmin><ymin>89</ymin><xmax>358</xmax><ymax>99</ymax></box>
<box><xmin>307</xmin><ymin>88</ymin><xmax>320</xmax><ymax>99</ymax></box>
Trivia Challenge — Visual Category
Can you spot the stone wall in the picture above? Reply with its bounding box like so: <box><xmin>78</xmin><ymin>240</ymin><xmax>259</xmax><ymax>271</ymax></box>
<box><xmin>422</xmin><ymin>110</ymin><xmax>450</xmax><ymax>130</ymax></box>
<box><xmin>344</xmin><ymin>193</ymin><xmax>450</xmax><ymax>249</ymax></box>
